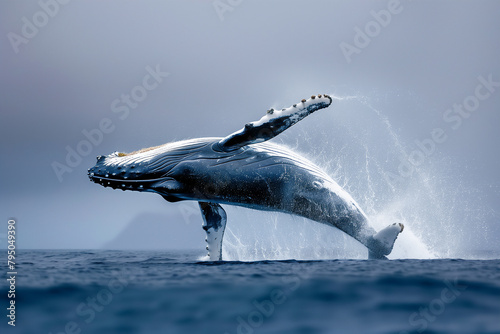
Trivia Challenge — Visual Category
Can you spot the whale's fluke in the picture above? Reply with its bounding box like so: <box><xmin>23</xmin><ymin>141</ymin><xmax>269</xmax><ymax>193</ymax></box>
<box><xmin>367</xmin><ymin>223</ymin><xmax>404</xmax><ymax>259</ymax></box>
<box><xmin>217</xmin><ymin>95</ymin><xmax>332</xmax><ymax>152</ymax></box>
<box><xmin>199</xmin><ymin>202</ymin><xmax>227</xmax><ymax>261</ymax></box>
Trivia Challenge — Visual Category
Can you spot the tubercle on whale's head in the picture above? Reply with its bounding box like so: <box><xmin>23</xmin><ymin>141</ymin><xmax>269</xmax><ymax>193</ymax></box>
<box><xmin>87</xmin><ymin>139</ymin><xmax>213</xmax><ymax>192</ymax></box>
<box><xmin>87</xmin><ymin>152</ymin><xmax>153</xmax><ymax>192</ymax></box>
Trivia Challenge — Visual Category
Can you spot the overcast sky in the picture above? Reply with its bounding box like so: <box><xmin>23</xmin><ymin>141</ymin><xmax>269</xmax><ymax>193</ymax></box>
<box><xmin>1</xmin><ymin>1</ymin><xmax>499</xmax><ymax>258</ymax></box>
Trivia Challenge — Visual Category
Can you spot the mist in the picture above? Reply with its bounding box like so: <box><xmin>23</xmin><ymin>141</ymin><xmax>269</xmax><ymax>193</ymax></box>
<box><xmin>1</xmin><ymin>0</ymin><xmax>499</xmax><ymax>258</ymax></box>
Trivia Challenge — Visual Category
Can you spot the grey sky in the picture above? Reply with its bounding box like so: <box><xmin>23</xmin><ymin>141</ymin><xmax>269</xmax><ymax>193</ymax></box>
<box><xmin>1</xmin><ymin>1</ymin><xmax>499</xmax><ymax>257</ymax></box>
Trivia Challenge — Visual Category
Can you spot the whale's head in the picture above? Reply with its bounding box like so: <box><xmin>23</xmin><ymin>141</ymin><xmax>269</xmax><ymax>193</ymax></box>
<box><xmin>87</xmin><ymin>138</ymin><xmax>215</xmax><ymax>196</ymax></box>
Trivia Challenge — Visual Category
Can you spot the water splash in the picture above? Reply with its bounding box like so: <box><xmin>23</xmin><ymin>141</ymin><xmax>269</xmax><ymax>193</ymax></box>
<box><xmin>222</xmin><ymin>208</ymin><xmax>368</xmax><ymax>261</ymax></box>
<box><xmin>220</xmin><ymin>92</ymin><xmax>488</xmax><ymax>261</ymax></box>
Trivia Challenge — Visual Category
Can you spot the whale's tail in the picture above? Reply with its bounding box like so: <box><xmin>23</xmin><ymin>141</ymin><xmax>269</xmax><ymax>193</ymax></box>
<box><xmin>367</xmin><ymin>223</ymin><xmax>404</xmax><ymax>259</ymax></box>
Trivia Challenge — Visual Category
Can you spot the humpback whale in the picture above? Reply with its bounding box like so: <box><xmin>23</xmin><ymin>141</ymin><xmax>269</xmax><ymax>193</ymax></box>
<box><xmin>88</xmin><ymin>94</ymin><xmax>403</xmax><ymax>260</ymax></box>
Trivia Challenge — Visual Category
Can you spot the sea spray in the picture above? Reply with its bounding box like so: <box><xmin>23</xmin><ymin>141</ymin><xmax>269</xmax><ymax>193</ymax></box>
<box><xmin>220</xmin><ymin>93</ymin><xmax>488</xmax><ymax>261</ymax></box>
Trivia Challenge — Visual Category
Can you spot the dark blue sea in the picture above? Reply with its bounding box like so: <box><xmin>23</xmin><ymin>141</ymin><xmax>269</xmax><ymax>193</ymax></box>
<box><xmin>1</xmin><ymin>250</ymin><xmax>499</xmax><ymax>334</ymax></box>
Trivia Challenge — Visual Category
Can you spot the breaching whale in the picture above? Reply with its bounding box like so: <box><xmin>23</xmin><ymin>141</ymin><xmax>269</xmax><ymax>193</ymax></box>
<box><xmin>88</xmin><ymin>94</ymin><xmax>403</xmax><ymax>260</ymax></box>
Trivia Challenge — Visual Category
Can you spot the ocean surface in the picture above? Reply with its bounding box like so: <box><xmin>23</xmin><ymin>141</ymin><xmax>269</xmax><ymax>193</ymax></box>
<box><xmin>1</xmin><ymin>250</ymin><xmax>499</xmax><ymax>334</ymax></box>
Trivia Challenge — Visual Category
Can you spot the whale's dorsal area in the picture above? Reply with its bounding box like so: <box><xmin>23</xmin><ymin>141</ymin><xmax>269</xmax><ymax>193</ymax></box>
<box><xmin>104</xmin><ymin>138</ymin><xmax>215</xmax><ymax>167</ymax></box>
<box><xmin>88</xmin><ymin>94</ymin><xmax>404</xmax><ymax>261</ymax></box>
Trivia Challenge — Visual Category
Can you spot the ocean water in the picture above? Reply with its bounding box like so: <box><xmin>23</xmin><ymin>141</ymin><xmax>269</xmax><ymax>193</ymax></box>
<box><xmin>1</xmin><ymin>250</ymin><xmax>499</xmax><ymax>334</ymax></box>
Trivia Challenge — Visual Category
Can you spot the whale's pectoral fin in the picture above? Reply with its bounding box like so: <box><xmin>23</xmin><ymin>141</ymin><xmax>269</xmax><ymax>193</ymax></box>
<box><xmin>367</xmin><ymin>223</ymin><xmax>404</xmax><ymax>260</ymax></box>
<box><xmin>216</xmin><ymin>95</ymin><xmax>333</xmax><ymax>152</ymax></box>
<box><xmin>199</xmin><ymin>202</ymin><xmax>227</xmax><ymax>261</ymax></box>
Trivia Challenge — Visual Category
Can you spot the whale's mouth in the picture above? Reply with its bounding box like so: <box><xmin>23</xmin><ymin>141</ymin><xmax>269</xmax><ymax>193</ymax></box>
<box><xmin>88</xmin><ymin>152</ymin><xmax>158</xmax><ymax>191</ymax></box>
<box><xmin>88</xmin><ymin>173</ymin><xmax>169</xmax><ymax>191</ymax></box>
<box><xmin>87</xmin><ymin>156</ymin><xmax>166</xmax><ymax>192</ymax></box>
